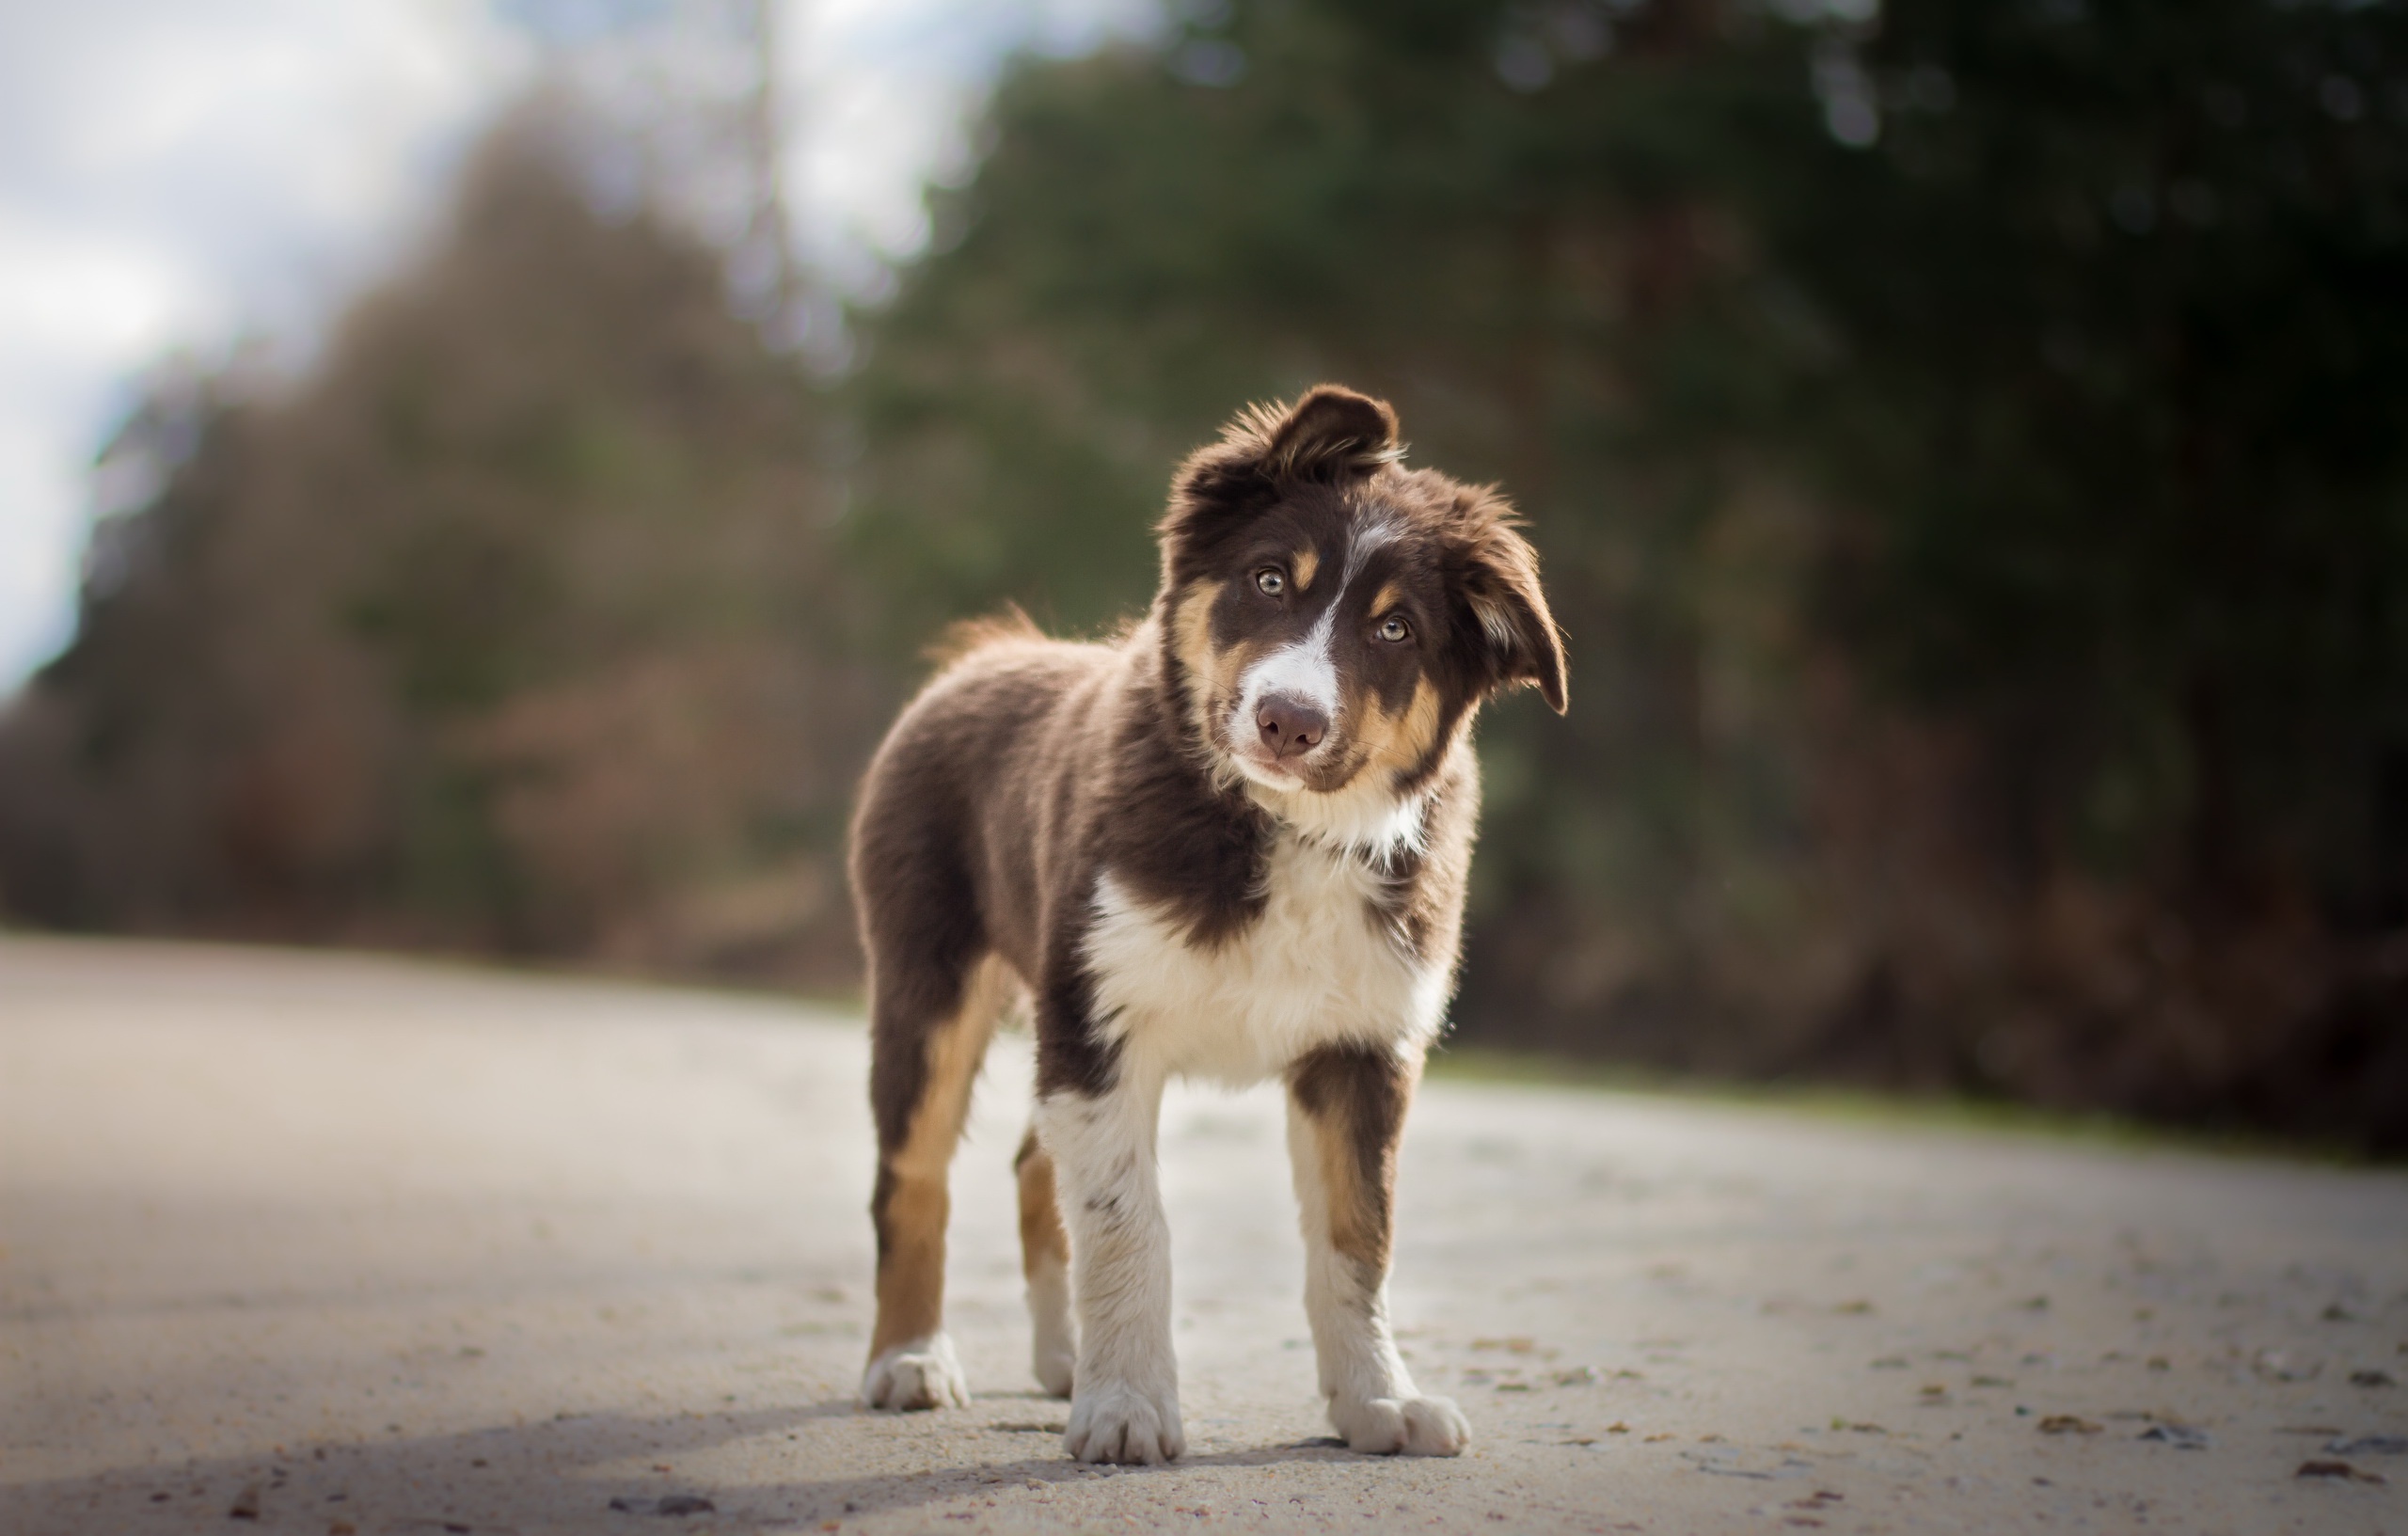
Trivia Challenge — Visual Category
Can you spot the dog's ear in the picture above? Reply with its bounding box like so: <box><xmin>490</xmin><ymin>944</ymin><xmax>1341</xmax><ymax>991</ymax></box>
<box><xmin>1256</xmin><ymin>386</ymin><xmax>1400</xmax><ymax>479</ymax></box>
<box><xmin>1160</xmin><ymin>386</ymin><xmax>1401</xmax><ymax>577</ymax></box>
<box><xmin>1449</xmin><ymin>491</ymin><xmax>1567</xmax><ymax>714</ymax></box>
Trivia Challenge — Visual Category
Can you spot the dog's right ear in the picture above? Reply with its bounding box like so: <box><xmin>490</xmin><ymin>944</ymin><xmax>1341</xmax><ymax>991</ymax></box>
<box><xmin>1159</xmin><ymin>386</ymin><xmax>1401</xmax><ymax>578</ymax></box>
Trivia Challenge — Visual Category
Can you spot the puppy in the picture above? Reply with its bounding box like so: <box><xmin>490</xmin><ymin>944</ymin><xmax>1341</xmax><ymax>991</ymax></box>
<box><xmin>849</xmin><ymin>385</ymin><xmax>1565</xmax><ymax>1464</ymax></box>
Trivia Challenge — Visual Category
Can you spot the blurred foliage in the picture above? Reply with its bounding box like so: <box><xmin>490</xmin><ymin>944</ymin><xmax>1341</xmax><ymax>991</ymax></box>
<box><xmin>2</xmin><ymin>0</ymin><xmax>2404</xmax><ymax>1148</ymax></box>
<box><xmin>844</xmin><ymin>0</ymin><xmax>2408</xmax><ymax>1146</ymax></box>
<box><xmin>0</xmin><ymin>103</ymin><xmax>871</xmax><ymax>980</ymax></box>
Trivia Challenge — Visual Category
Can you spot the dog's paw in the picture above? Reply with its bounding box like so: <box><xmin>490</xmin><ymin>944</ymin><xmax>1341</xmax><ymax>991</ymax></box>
<box><xmin>860</xmin><ymin>1334</ymin><xmax>970</xmax><ymax>1411</ymax></box>
<box><xmin>1331</xmin><ymin>1394</ymin><xmax>1471</xmax><ymax>1456</ymax></box>
<box><xmin>1063</xmin><ymin>1380</ymin><xmax>1184</xmax><ymax>1464</ymax></box>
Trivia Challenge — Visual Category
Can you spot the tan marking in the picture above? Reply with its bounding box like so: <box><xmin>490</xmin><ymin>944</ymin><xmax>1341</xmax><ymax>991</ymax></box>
<box><xmin>1314</xmin><ymin>1115</ymin><xmax>1385</xmax><ymax>1268</ymax></box>
<box><xmin>1352</xmin><ymin>674</ymin><xmax>1443</xmax><ymax>778</ymax></box>
<box><xmin>1016</xmin><ymin>1138</ymin><xmax>1070</xmax><ymax>1277</ymax></box>
<box><xmin>1173</xmin><ymin>578</ymin><xmax>1264</xmax><ymax>754</ymax></box>
<box><xmin>1369</xmin><ymin>579</ymin><xmax>1402</xmax><ymax>616</ymax></box>
<box><xmin>1292</xmin><ymin>547</ymin><xmax>1321</xmax><ymax>590</ymax></box>
<box><xmin>869</xmin><ymin>958</ymin><xmax>1010</xmax><ymax>1358</ymax></box>
<box><xmin>1298</xmin><ymin>1058</ymin><xmax>1420</xmax><ymax>1271</ymax></box>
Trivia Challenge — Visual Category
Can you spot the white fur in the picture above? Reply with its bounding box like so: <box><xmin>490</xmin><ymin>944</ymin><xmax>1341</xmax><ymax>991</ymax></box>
<box><xmin>1227</xmin><ymin>517</ymin><xmax>1405</xmax><ymax>802</ymax></box>
<box><xmin>1244</xmin><ymin>772</ymin><xmax>1428</xmax><ymax>859</ymax></box>
<box><xmin>1034</xmin><ymin>510</ymin><xmax>1460</xmax><ymax>1463</ymax></box>
<box><xmin>1045</xmin><ymin>831</ymin><xmax>1449</xmax><ymax>1462</ymax></box>
<box><xmin>860</xmin><ymin>1333</ymin><xmax>969</xmax><ymax>1411</ymax></box>
<box><xmin>1243</xmin><ymin>624</ymin><xmax>1342</xmax><ymax>716</ymax></box>
<box><xmin>1036</xmin><ymin>1077</ymin><xmax>1184</xmax><ymax>1464</ymax></box>
<box><xmin>1287</xmin><ymin>1097</ymin><xmax>1469</xmax><ymax>1455</ymax></box>
<box><xmin>1085</xmin><ymin>839</ymin><xmax>1448</xmax><ymax>1089</ymax></box>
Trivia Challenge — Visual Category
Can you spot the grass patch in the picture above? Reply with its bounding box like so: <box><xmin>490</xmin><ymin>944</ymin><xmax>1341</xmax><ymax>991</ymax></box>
<box><xmin>1423</xmin><ymin>1043</ymin><xmax>2380</xmax><ymax>1165</ymax></box>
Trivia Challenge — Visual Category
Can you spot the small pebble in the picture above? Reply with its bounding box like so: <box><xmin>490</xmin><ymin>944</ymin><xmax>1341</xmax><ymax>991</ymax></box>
<box><xmin>2138</xmin><ymin>1423</ymin><xmax>2211</xmax><ymax>1449</ymax></box>
<box><xmin>2326</xmin><ymin>1435</ymin><xmax>2408</xmax><ymax>1457</ymax></box>
<box><xmin>2296</xmin><ymin>1460</ymin><xmax>2386</xmax><ymax>1483</ymax></box>
<box><xmin>607</xmin><ymin>1494</ymin><xmax>718</xmax><ymax>1516</ymax></box>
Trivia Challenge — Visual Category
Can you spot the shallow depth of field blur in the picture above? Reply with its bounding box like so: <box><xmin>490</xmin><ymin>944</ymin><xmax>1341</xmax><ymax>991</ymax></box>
<box><xmin>1</xmin><ymin>0</ymin><xmax>2402</xmax><ymax>1152</ymax></box>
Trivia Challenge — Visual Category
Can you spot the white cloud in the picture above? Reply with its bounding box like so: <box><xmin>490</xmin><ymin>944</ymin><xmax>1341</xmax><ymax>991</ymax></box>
<box><xmin>0</xmin><ymin>0</ymin><xmax>531</xmax><ymax>694</ymax></box>
<box><xmin>0</xmin><ymin>0</ymin><xmax>1155</xmax><ymax>696</ymax></box>
<box><xmin>797</xmin><ymin>0</ymin><xmax>1160</xmax><ymax>276</ymax></box>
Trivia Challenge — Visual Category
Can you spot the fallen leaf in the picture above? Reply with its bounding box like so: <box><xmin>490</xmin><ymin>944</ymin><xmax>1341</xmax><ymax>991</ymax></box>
<box><xmin>2038</xmin><ymin>1416</ymin><xmax>2102</xmax><ymax>1435</ymax></box>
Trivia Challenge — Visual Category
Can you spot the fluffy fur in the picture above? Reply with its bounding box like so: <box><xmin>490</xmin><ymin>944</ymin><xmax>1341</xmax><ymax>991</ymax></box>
<box><xmin>849</xmin><ymin>385</ymin><xmax>1565</xmax><ymax>1463</ymax></box>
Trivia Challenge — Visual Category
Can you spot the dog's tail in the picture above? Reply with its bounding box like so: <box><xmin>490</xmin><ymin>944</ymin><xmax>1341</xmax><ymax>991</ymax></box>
<box><xmin>924</xmin><ymin>603</ymin><xmax>1048</xmax><ymax>668</ymax></box>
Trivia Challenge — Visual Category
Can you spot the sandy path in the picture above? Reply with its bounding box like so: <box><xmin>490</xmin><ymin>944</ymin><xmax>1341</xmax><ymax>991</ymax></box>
<box><xmin>1</xmin><ymin>936</ymin><xmax>2402</xmax><ymax>1535</ymax></box>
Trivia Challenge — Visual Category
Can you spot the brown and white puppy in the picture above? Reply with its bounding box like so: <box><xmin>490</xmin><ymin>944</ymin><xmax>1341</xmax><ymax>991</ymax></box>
<box><xmin>849</xmin><ymin>385</ymin><xmax>1565</xmax><ymax>1465</ymax></box>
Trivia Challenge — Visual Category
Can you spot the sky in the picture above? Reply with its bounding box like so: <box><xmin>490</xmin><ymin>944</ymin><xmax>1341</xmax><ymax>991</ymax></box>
<box><xmin>0</xmin><ymin>0</ymin><xmax>1153</xmax><ymax>696</ymax></box>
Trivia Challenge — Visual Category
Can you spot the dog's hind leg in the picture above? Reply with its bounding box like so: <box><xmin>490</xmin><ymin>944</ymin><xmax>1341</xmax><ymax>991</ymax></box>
<box><xmin>862</xmin><ymin>953</ymin><xmax>1009</xmax><ymax>1410</ymax></box>
<box><xmin>1014</xmin><ymin>1126</ymin><xmax>1077</xmax><ymax>1396</ymax></box>
<box><xmin>1286</xmin><ymin>1044</ymin><xmax>1469</xmax><ymax>1456</ymax></box>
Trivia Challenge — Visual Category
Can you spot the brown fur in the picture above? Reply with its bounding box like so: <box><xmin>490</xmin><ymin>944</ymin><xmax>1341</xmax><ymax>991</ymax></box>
<box><xmin>1013</xmin><ymin>1127</ymin><xmax>1071</xmax><ymax>1279</ymax></box>
<box><xmin>849</xmin><ymin>384</ymin><xmax>1565</xmax><ymax>1424</ymax></box>
<box><xmin>1289</xmin><ymin>1045</ymin><xmax>1419</xmax><ymax>1274</ymax></box>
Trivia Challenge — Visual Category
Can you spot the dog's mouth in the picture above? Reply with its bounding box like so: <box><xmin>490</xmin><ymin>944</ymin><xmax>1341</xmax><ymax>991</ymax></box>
<box><xmin>1223</xmin><ymin>715</ymin><xmax>1353</xmax><ymax>794</ymax></box>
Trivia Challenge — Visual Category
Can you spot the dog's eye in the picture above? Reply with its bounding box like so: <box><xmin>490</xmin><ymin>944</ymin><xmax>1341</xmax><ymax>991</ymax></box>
<box><xmin>1255</xmin><ymin>568</ymin><xmax>1286</xmax><ymax>596</ymax></box>
<box><xmin>1376</xmin><ymin>615</ymin><xmax>1412</xmax><ymax>643</ymax></box>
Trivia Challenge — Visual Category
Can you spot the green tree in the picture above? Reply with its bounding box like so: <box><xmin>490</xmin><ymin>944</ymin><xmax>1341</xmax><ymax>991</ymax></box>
<box><xmin>846</xmin><ymin>0</ymin><xmax>2408</xmax><ymax>1144</ymax></box>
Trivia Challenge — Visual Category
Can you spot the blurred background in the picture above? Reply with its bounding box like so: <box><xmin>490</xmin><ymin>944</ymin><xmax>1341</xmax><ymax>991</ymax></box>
<box><xmin>1</xmin><ymin>0</ymin><xmax>2402</xmax><ymax>1151</ymax></box>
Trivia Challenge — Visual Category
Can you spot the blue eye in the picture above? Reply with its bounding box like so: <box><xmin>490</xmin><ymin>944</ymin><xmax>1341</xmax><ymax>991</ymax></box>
<box><xmin>1255</xmin><ymin>568</ymin><xmax>1286</xmax><ymax>595</ymax></box>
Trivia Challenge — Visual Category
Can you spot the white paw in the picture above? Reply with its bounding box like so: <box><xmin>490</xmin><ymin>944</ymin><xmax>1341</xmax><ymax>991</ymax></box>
<box><xmin>860</xmin><ymin>1334</ymin><xmax>969</xmax><ymax>1411</ymax></box>
<box><xmin>1063</xmin><ymin>1380</ymin><xmax>1184</xmax><ymax>1464</ymax></box>
<box><xmin>1331</xmin><ymin>1394</ymin><xmax>1471</xmax><ymax>1456</ymax></box>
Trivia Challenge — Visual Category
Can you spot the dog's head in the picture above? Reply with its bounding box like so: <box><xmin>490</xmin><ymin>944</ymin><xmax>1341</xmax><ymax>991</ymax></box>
<box><xmin>1157</xmin><ymin>386</ymin><xmax>1565</xmax><ymax>839</ymax></box>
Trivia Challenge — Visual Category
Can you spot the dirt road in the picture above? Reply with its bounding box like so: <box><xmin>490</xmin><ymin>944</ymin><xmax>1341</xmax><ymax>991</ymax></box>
<box><xmin>2</xmin><ymin>937</ymin><xmax>2403</xmax><ymax>1534</ymax></box>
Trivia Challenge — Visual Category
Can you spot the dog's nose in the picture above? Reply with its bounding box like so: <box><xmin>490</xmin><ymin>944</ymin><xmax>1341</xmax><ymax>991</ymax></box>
<box><xmin>1256</xmin><ymin>694</ymin><xmax>1328</xmax><ymax>760</ymax></box>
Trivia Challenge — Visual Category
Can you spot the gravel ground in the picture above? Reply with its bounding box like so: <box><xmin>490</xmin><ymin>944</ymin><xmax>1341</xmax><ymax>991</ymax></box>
<box><xmin>2</xmin><ymin>936</ymin><xmax>2404</xmax><ymax>1535</ymax></box>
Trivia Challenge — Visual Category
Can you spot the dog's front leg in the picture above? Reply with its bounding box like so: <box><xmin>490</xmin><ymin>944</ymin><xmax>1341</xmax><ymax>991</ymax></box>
<box><xmin>1286</xmin><ymin>1044</ymin><xmax>1469</xmax><ymax>1456</ymax></box>
<box><xmin>1036</xmin><ymin>1068</ymin><xmax>1183</xmax><ymax>1464</ymax></box>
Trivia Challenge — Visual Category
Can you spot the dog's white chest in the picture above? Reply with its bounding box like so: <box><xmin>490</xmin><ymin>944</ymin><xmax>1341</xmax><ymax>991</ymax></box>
<box><xmin>1084</xmin><ymin>837</ymin><xmax>1448</xmax><ymax>1086</ymax></box>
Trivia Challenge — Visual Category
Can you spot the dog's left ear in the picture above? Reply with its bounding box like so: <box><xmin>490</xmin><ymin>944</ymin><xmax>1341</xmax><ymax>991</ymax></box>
<box><xmin>1450</xmin><ymin>498</ymin><xmax>1568</xmax><ymax>714</ymax></box>
<box><xmin>1161</xmin><ymin>386</ymin><xmax>1401</xmax><ymax>577</ymax></box>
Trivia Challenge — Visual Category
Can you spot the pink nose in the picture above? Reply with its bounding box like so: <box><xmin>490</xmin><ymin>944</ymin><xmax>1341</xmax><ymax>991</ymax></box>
<box><xmin>1256</xmin><ymin>694</ymin><xmax>1327</xmax><ymax>760</ymax></box>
